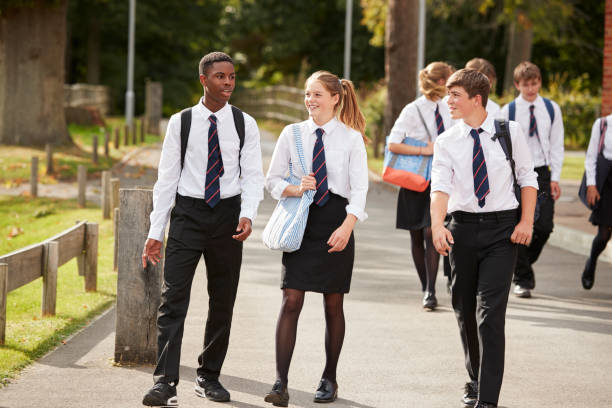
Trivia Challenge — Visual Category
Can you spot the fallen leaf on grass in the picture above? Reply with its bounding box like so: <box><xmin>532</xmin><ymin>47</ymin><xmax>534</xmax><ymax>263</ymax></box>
<box><xmin>7</xmin><ymin>226</ymin><xmax>24</xmax><ymax>239</ymax></box>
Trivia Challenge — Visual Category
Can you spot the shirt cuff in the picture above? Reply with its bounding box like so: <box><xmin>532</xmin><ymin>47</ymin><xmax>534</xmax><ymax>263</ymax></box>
<box><xmin>239</xmin><ymin>201</ymin><xmax>259</xmax><ymax>222</ymax></box>
<box><xmin>270</xmin><ymin>180</ymin><xmax>291</xmax><ymax>201</ymax></box>
<box><xmin>586</xmin><ymin>173</ymin><xmax>596</xmax><ymax>186</ymax></box>
<box><xmin>147</xmin><ymin>226</ymin><xmax>166</xmax><ymax>242</ymax></box>
<box><xmin>430</xmin><ymin>185</ymin><xmax>452</xmax><ymax>196</ymax></box>
<box><xmin>550</xmin><ymin>170</ymin><xmax>561</xmax><ymax>182</ymax></box>
<box><xmin>346</xmin><ymin>204</ymin><xmax>368</xmax><ymax>222</ymax></box>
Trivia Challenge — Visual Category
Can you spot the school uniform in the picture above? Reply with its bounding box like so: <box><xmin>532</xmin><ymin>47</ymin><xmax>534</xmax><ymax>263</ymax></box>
<box><xmin>585</xmin><ymin>116</ymin><xmax>612</xmax><ymax>226</ymax></box>
<box><xmin>431</xmin><ymin>113</ymin><xmax>538</xmax><ymax>406</ymax></box>
<box><xmin>500</xmin><ymin>95</ymin><xmax>564</xmax><ymax>290</ymax></box>
<box><xmin>148</xmin><ymin>99</ymin><xmax>264</xmax><ymax>385</ymax></box>
<box><xmin>266</xmin><ymin>117</ymin><xmax>368</xmax><ymax>293</ymax></box>
<box><xmin>388</xmin><ymin>95</ymin><xmax>452</xmax><ymax>230</ymax></box>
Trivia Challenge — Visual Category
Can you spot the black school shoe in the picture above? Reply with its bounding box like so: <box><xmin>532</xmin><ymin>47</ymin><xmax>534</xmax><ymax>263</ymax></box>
<box><xmin>462</xmin><ymin>380</ymin><xmax>478</xmax><ymax>407</ymax></box>
<box><xmin>314</xmin><ymin>378</ymin><xmax>338</xmax><ymax>403</ymax></box>
<box><xmin>474</xmin><ymin>402</ymin><xmax>496</xmax><ymax>408</ymax></box>
<box><xmin>582</xmin><ymin>257</ymin><xmax>596</xmax><ymax>289</ymax></box>
<box><xmin>264</xmin><ymin>380</ymin><xmax>289</xmax><ymax>407</ymax></box>
<box><xmin>142</xmin><ymin>382</ymin><xmax>178</xmax><ymax>407</ymax></box>
<box><xmin>194</xmin><ymin>376</ymin><xmax>230</xmax><ymax>402</ymax></box>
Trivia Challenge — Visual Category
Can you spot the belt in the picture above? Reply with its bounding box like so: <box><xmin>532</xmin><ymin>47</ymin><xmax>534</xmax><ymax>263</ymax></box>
<box><xmin>451</xmin><ymin>209</ymin><xmax>518</xmax><ymax>224</ymax></box>
<box><xmin>175</xmin><ymin>193</ymin><xmax>240</xmax><ymax>207</ymax></box>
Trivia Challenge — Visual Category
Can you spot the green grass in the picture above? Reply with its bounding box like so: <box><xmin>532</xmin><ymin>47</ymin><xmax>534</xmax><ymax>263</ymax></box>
<box><xmin>256</xmin><ymin>119</ymin><xmax>289</xmax><ymax>138</ymax></box>
<box><xmin>0</xmin><ymin>117</ymin><xmax>161</xmax><ymax>186</ymax></box>
<box><xmin>0</xmin><ymin>195</ymin><xmax>116</xmax><ymax>385</ymax></box>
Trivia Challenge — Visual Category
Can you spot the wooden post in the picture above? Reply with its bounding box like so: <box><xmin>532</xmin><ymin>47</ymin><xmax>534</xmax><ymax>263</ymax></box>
<box><xmin>77</xmin><ymin>165</ymin><xmax>87</xmax><ymax>208</ymax></box>
<box><xmin>104</xmin><ymin>131</ymin><xmax>110</xmax><ymax>157</ymax></box>
<box><xmin>75</xmin><ymin>220</ymin><xmax>85</xmax><ymax>277</ymax></box>
<box><xmin>42</xmin><ymin>241</ymin><xmax>58</xmax><ymax>316</ymax></box>
<box><xmin>124</xmin><ymin>124</ymin><xmax>129</xmax><ymax>146</ymax></box>
<box><xmin>92</xmin><ymin>135</ymin><xmax>98</xmax><ymax>164</ymax></box>
<box><xmin>30</xmin><ymin>156</ymin><xmax>39</xmax><ymax>197</ymax></box>
<box><xmin>45</xmin><ymin>144</ymin><xmax>53</xmax><ymax>175</ymax></box>
<box><xmin>101</xmin><ymin>171</ymin><xmax>111</xmax><ymax>220</ymax></box>
<box><xmin>140</xmin><ymin>117</ymin><xmax>146</xmax><ymax>143</ymax></box>
<box><xmin>84</xmin><ymin>222</ymin><xmax>98</xmax><ymax>292</ymax></box>
<box><xmin>110</xmin><ymin>178</ymin><xmax>120</xmax><ymax>220</ymax></box>
<box><xmin>115</xmin><ymin>188</ymin><xmax>162</xmax><ymax>364</ymax></box>
<box><xmin>114</xmin><ymin>127</ymin><xmax>120</xmax><ymax>149</ymax></box>
<box><xmin>0</xmin><ymin>263</ymin><xmax>7</xmax><ymax>345</ymax></box>
<box><xmin>113</xmin><ymin>207</ymin><xmax>119</xmax><ymax>271</ymax></box>
<box><xmin>131</xmin><ymin>123</ymin><xmax>137</xmax><ymax>145</ymax></box>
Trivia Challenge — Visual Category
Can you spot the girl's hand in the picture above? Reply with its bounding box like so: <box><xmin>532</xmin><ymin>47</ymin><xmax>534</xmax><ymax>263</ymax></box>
<box><xmin>298</xmin><ymin>173</ymin><xmax>317</xmax><ymax>195</ymax></box>
<box><xmin>421</xmin><ymin>141</ymin><xmax>434</xmax><ymax>156</ymax></box>
<box><xmin>327</xmin><ymin>223</ymin><xmax>352</xmax><ymax>253</ymax></box>
<box><xmin>586</xmin><ymin>185</ymin><xmax>600</xmax><ymax>208</ymax></box>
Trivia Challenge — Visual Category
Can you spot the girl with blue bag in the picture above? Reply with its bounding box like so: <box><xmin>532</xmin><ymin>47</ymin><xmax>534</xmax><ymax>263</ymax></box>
<box><xmin>263</xmin><ymin>71</ymin><xmax>368</xmax><ymax>406</ymax></box>
<box><xmin>387</xmin><ymin>61</ymin><xmax>453</xmax><ymax>310</ymax></box>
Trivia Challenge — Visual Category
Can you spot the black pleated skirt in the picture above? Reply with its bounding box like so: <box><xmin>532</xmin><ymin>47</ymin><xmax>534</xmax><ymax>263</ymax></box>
<box><xmin>396</xmin><ymin>186</ymin><xmax>431</xmax><ymax>231</ymax></box>
<box><xmin>281</xmin><ymin>192</ymin><xmax>354</xmax><ymax>294</ymax></box>
<box><xmin>590</xmin><ymin>159</ymin><xmax>612</xmax><ymax>226</ymax></box>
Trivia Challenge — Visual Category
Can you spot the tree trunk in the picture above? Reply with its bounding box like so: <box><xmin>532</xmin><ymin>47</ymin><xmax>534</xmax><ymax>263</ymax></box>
<box><xmin>0</xmin><ymin>0</ymin><xmax>70</xmax><ymax>146</ymax></box>
<box><xmin>86</xmin><ymin>14</ymin><xmax>100</xmax><ymax>84</ymax></box>
<box><xmin>383</xmin><ymin>0</ymin><xmax>419</xmax><ymax>137</ymax></box>
<box><xmin>503</xmin><ymin>11</ymin><xmax>533</xmax><ymax>93</ymax></box>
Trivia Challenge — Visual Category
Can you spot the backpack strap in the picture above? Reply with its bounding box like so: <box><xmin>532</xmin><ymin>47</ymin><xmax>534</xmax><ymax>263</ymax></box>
<box><xmin>494</xmin><ymin>119</ymin><xmax>520</xmax><ymax>194</ymax></box>
<box><xmin>508</xmin><ymin>100</ymin><xmax>516</xmax><ymax>122</ymax></box>
<box><xmin>542</xmin><ymin>97</ymin><xmax>555</xmax><ymax>123</ymax></box>
<box><xmin>599</xmin><ymin>116</ymin><xmax>607</xmax><ymax>154</ymax></box>
<box><xmin>180</xmin><ymin>108</ymin><xmax>192</xmax><ymax>170</ymax></box>
<box><xmin>231</xmin><ymin>105</ymin><xmax>246</xmax><ymax>176</ymax></box>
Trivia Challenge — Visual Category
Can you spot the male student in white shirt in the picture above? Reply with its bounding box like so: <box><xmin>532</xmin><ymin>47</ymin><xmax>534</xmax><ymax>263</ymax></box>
<box><xmin>500</xmin><ymin>61</ymin><xmax>564</xmax><ymax>298</ymax></box>
<box><xmin>431</xmin><ymin>69</ymin><xmax>538</xmax><ymax>408</ymax></box>
<box><xmin>140</xmin><ymin>51</ymin><xmax>264</xmax><ymax>407</ymax></box>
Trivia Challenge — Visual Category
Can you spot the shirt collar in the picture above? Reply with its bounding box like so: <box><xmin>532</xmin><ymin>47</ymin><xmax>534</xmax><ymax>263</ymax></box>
<box><xmin>458</xmin><ymin>112</ymin><xmax>494</xmax><ymax>138</ymax></box>
<box><xmin>307</xmin><ymin>116</ymin><xmax>339</xmax><ymax>136</ymax></box>
<box><xmin>195</xmin><ymin>97</ymin><xmax>230</xmax><ymax>121</ymax></box>
<box><xmin>517</xmin><ymin>93</ymin><xmax>541</xmax><ymax>106</ymax></box>
<box><xmin>417</xmin><ymin>95</ymin><xmax>438</xmax><ymax>111</ymax></box>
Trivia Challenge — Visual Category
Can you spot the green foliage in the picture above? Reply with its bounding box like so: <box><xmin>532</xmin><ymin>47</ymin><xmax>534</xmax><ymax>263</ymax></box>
<box><xmin>360</xmin><ymin>0</ymin><xmax>387</xmax><ymax>47</ymax></box>
<box><xmin>360</xmin><ymin>82</ymin><xmax>387</xmax><ymax>156</ymax></box>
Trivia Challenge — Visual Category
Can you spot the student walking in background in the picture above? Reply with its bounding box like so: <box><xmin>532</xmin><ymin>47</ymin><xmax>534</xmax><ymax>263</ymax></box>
<box><xmin>264</xmin><ymin>71</ymin><xmax>368</xmax><ymax>406</ymax></box>
<box><xmin>500</xmin><ymin>61</ymin><xmax>564</xmax><ymax>299</ymax></box>
<box><xmin>465</xmin><ymin>58</ymin><xmax>500</xmax><ymax>117</ymax></box>
<box><xmin>431</xmin><ymin>69</ymin><xmax>538</xmax><ymax>408</ymax></box>
<box><xmin>581</xmin><ymin>114</ymin><xmax>612</xmax><ymax>289</ymax></box>
<box><xmin>387</xmin><ymin>61</ymin><xmax>453</xmax><ymax>310</ymax></box>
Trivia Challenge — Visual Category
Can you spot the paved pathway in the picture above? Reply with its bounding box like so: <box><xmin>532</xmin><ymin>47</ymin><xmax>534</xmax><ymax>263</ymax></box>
<box><xmin>0</xmin><ymin>129</ymin><xmax>611</xmax><ymax>407</ymax></box>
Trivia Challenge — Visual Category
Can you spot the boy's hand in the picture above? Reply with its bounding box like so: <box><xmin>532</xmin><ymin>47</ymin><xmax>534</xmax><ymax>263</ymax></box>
<box><xmin>510</xmin><ymin>220</ymin><xmax>533</xmax><ymax>246</ymax></box>
<box><xmin>432</xmin><ymin>224</ymin><xmax>454</xmax><ymax>256</ymax></box>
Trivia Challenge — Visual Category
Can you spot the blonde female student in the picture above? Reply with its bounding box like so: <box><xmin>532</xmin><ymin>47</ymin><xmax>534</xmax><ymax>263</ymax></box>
<box><xmin>264</xmin><ymin>71</ymin><xmax>368</xmax><ymax>406</ymax></box>
<box><xmin>387</xmin><ymin>61</ymin><xmax>453</xmax><ymax>310</ymax></box>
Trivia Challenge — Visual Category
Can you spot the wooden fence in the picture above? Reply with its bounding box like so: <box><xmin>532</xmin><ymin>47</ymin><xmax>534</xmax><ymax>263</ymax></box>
<box><xmin>234</xmin><ymin>85</ymin><xmax>308</xmax><ymax>124</ymax></box>
<box><xmin>0</xmin><ymin>220</ymin><xmax>98</xmax><ymax>344</ymax></box>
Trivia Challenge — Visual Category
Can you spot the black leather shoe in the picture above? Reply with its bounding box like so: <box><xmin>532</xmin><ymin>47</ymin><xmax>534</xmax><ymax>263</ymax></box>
<box><xmin>462</xmin><ymin>380</ymin><xmax>477</xmax><ymax>407</ymax></box>
<box><xmin>313</xmin><ymin>378</ymin><xmax>338</xmax><ymax>403</ymax></box>
<box><xmin>423</xmin><ymin>292</ymin><xmax>438</xmax><ymax>311</ymax></box>
<box><xmin>194</xmin><ymin>376</ymin><xmax>230</xmax><ymax>402</ymax></box>
<box><xmin>582</xmin><ymin>257</ymin><xmax>595</xmax><ymax>290</ymax></box>
<box><xmin>143</xmin><ymin>382</ymin><xmax>178</xmax><ymax>407</ymax></box>
<box><xmin>264</xmin><ymin>380</ymin><xmax>289</xmax><ymax>407</ymax></box>
<box><xmin>474</xmin><ymin>402</ymin><xmax>496</xmax><ymax>408</ymax></box>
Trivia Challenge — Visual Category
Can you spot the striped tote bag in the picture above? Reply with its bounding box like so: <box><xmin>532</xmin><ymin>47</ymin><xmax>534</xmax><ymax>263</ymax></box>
<box><xmin>262</xmin><ymin>124</ymin><xmax>315</xmax><ymax>252</ymax></box>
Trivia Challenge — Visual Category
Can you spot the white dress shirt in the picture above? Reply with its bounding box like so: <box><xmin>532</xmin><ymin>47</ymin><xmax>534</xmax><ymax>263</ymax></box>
<box><xmin>500</xmin><ymin>94</ymin><xmax>564</xmax><ymax>181</ymax></box>
<box><xmin>487</xmin><ymin>99</ymin><xmax>501</xmax><ymax>117</ymax></box>
<box><xmin>585</xmin><ymin>115</ymin><xmax>612</xmax><ymax>186</ymax></box>
<box><xmin>147</xmin><ymin>99</ymin><xmax>265</xmax><ymax>241</ymax></box>
<box><xmin>266</xmin><ymin>117</ymin><xmax>369</xmax><ymax>221</ymax></box>
<box><xmin>431</xmin><ymin>113</ymin><xmax>538</xmax><ymax>213</ymax></box>
<box><xmin>388</xmin><ymin>96</ymin><xmax>452</xmax><ymax>145</ymax></box>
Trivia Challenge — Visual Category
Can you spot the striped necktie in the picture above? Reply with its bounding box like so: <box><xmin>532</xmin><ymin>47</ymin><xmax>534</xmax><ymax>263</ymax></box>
<box><xmin>435</xmin><ymin>104</ymin><xmax>445</xmax><ymax>135</ymax></box>
<box><xmin>471</xmin><ymin>128</ymin><xmax>489</xmax><ymax>208</ymax></box>
<box><xmin>205</xmin><ymin>114</ymin><xmax>224</xmax><ymax>207</ymax></box>
<box><xmin>529</xmin><ymin>105</ymin><xmax>538</xmax><ymax>137</ymax></box>
<box><xmin>312</xmin><ymin>128</ymin><xmax>329</xmax><ymax>206</ymax></box>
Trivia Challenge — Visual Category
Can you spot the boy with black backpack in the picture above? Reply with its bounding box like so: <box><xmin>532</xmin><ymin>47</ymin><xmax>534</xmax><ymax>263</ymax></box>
<box><xmin>141</xmin><ymin>51</ymin><xmax>264</xmax><ymax>406</ymax></box>
<box><xmin>500</xmin><ymin>61</ymin><xmax>565</xmax><ymax>298</ymax></box>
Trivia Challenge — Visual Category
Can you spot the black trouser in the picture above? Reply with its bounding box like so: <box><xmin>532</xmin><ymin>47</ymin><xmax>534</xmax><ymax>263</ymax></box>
<box><xmin>153</xmin><ymin>194</ymin><xmax>243</xmax><ymax>385</ymax></box>
<box><xmin>514</xmin><ymin>166</ymin><xmax>554</xmax><ymax>289</ymax></box>
<box><xmin>449</xmin><ymin>210</ymin><xmax>518</xmax><ymax>406</ymax></box>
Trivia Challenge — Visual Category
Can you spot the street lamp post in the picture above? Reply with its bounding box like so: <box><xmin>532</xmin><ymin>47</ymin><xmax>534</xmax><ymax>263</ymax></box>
<box><xmin>125</xmin><ymin>0</ymin><xmax>136</xmax><ymax>127</ymax></box>
<box><xmin>344</xmin><ymin>0</ymin><xmax>353</xmax><ymax>80</ymax></box>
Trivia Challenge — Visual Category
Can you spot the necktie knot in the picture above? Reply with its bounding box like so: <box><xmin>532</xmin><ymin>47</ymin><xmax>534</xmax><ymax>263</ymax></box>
<box><xmin>529</xmin><ymin>105</ymin><xmax>535</xmax><ymax>113</ymax></box>
<box><xmin>209</xmin><ymin>114</ymin><xmax>217</xmax><ymax>125</ymax></box>
<box><xmin>315</xmin><ymin>128</ymin><xmax>324</xmax><ymax>140</ymax></box>
<box><xmin>469</xmin><ymin>128</ymin><xmax>483</xmax><ymax>139</ymax></box>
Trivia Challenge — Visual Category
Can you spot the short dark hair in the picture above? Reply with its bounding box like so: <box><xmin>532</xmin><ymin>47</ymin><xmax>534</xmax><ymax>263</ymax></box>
<box><xmin>446</xmin><ymin>68</ymin><xmax>490</xmax><ymax>108</ymax></box>
<box><xmin>199</xmin><ymin>52</ymin><xmax>233</xmax><ymax>76</ymax></box>
<box><xmin>513</xmin><ymin>61</ymin><xmax>541</xmax><ymax>84</ymax></box>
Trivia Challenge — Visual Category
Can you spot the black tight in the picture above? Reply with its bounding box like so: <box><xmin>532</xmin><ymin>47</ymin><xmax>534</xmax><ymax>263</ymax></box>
<box><xmin>409</xmin><ymin>227</ymin><xmax>440</xmax><ymax>293</ymax></box>
<box><xmin>274</xmin><ymin>289</ymin><xmax>345</xmax><ymax>385</ymax></box>
<box><xmin>590</xmin><ymin>225</ymin><xmax>612</xmax><ymax>265</ymax></box>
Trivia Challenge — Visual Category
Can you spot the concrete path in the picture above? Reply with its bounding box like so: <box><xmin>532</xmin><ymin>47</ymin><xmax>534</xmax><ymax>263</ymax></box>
<box><xmin>1</xmin><ymin>129</ymin><xmax>611</xmax><ymax>407</ymax></box>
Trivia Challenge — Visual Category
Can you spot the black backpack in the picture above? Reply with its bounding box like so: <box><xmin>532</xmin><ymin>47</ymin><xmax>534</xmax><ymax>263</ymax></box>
<box><xmin>179</xmin><ymin>105</ymin><xmax>245</xmax><ymax>173</ymax></box>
